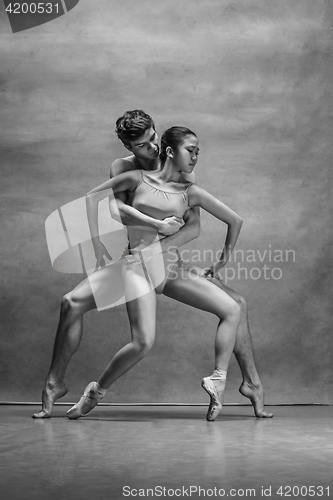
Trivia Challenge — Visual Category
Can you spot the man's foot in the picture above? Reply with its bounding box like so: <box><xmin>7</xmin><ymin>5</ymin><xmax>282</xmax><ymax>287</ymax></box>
<box><xmin>32</xmin><ymin>382</ymin><xmax>68</xmax><ymax>418</ymax></box>
<box><xmin>239</xmin><ymin>382</ymin><xmax>273</xmax><ymax>418</ymax></box>
<box><xmin>67</xmin><ymin>382</ymin><xmax>104</xmax><ymax>420</ymax></box>
<box><xmin>201</xmin><ymin>377</ymin><xmax>226</xmax><ymax>422</ymax></box>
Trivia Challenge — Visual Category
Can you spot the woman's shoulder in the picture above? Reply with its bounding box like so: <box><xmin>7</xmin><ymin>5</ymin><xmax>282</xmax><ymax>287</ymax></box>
<box><xmin>186</xmin><ymin>183</ymin><xmax>207</xmax><ymax>206</ymax></box>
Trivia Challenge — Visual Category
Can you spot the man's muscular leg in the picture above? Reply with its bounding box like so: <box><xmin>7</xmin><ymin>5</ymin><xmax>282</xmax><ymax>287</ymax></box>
<box><xmin>32</xmin><ymin>278</ymin><xmax>97</xmax><ymax>418</ymax></box>
<box><xmin>207</xmin><ymin>277</ymin><xmax>273</xmax><ymax>418</ymax></box>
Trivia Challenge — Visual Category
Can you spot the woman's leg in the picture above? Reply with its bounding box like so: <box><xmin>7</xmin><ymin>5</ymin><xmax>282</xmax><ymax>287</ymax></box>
<box><xmin>98</xmin><ymin>266</ymin><xmax>156</xmax><ymax>389</ymax></box>
<box><xmin>205</xmin><ymin>277</ymin><xmax>272</xmax><ymax>418</ymax></box>
<box><xmin>163</xmin><ymin>263</ymin><xmax>241</xmax><ymax>421</ymax></box>
<box><xmin>67</xmin><ymin>263</ymin><xmax>157</xmax><ymax>418</ymax></box>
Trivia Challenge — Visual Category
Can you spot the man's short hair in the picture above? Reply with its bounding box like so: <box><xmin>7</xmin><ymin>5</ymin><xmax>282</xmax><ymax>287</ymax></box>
<box><xmin>115</xmin><ymin>110</ymin><xmax>155</xmax><ymax>146</ymax></box>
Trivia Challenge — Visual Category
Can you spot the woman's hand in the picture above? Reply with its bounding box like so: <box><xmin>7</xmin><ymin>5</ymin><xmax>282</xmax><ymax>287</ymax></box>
<box><xmin>203</xmin><ymin>260</ymin><xmax>225</xmax><ymax>280</ymax></box>
<box><xmin>92</xmin><ymin>239</ymin><xmax>113</xmax><ymax>270</ymax></box>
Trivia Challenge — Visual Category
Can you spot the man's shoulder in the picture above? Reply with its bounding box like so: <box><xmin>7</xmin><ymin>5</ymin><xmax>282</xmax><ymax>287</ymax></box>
<box><xmin>110</xmin><ymin>156</ymin><xmax>137</xmax><ymax>178</ymax></box>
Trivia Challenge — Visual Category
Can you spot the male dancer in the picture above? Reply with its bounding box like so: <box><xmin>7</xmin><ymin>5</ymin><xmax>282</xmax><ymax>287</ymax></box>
<box><xmin>33</xmin><ymin>110</ymin><xmax>272</xmax><ymax>419</ymax></box>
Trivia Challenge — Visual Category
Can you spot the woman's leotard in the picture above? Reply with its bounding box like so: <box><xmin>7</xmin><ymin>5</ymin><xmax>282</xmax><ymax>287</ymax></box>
<box><xmin>89</xmin><ymin>171</ymin><xmax>192</xmax><ymax>309</ymax></box>
<box><xmin>125</xmin><ymin>171</ymin><xmax>192</xmax><ymax>294</ymax></box>
<box><xmin>127</xmin><ymin>171</ymin><xmax>191</xmax><ymax>248</ymax></box>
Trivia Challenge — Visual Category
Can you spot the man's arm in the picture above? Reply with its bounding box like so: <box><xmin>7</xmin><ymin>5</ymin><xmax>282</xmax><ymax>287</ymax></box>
<box><xmin>109</xmin><ymin>158</ymin><xmax>134</xmax><ymax>224</ymax></box>
<box><xmin>109</xmin><ymin>158</ymin><xmax>201</xmax><ymax>246</ymax></box>
<box><xmin>109</xmin><ymin>158</ymin><xmax>183</xmax><ymax>235</ymax></box>
<box><xmin>110</xmin><ymin>158</ymin><xmax>158</xmax><ymax>227</ymax></box>
<box><xmin>159</xmin><ymin>206</ymin><xmax>200</xmax><ymax>252</ymax></box>
<box><xmin>157</xmin><ymin>170</ymin><xmax>200</xmax><ymax>250</ymax></box>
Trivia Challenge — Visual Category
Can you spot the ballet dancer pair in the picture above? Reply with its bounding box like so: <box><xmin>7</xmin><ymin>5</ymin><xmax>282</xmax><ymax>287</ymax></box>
<box><xmin>33</xmin><ymin>110</ymin><xmax>272</xmax><ymax>421</ymax></box>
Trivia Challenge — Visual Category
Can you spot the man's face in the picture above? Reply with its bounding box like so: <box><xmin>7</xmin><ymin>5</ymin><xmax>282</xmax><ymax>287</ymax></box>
<box><xmin>128</xmin><ymin>127</ymin><xmax>159</xmax><ymax>160</ymax></box>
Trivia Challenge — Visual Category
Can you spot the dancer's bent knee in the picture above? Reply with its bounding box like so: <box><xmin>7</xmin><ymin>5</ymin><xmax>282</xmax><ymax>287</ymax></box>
<box><xmin>132</xmin><ymin>336</ymin><xmax>155</xmax><ymax>357</ymax></box>
<box><xmin>234</xmin><ymin>294</ymin><xmax>247</xmax><ymax>316</ymax></box>
<box><xmin>224</xmin><ymin>301</ymin><xmax>241</xmax><ymax>326</ymax></box>
<box><xmin>61</xmin><ymin>292</ymin><xmax>87</xmax><ymax>316</ymax></box>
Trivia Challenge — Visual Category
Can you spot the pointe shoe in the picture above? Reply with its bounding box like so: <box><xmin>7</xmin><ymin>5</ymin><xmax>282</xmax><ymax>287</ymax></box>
<box><xmin>201</xmin><ymin>377</ymin><xmax>224</xmax><ymax>422</ymax></box>
<box><xmin>67</xmin><ymin>382</ymin><xmax>104</xmax><ymax>420</ymax></box>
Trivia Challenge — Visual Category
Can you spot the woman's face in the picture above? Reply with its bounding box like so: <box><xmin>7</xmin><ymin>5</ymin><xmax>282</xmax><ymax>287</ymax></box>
<box><xmin>172</xmin><ymin>134</ymin><xmax>200</xmax><ymax>173</ymax></box>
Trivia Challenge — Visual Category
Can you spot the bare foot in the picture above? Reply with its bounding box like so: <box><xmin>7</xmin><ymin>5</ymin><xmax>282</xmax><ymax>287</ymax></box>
<box><xmin>201</xmin><ymin>377</ymin><xmax>226</xmax><ymax>422</ymax></box>
<box><xmin>239</xmin><ymin>382</ymin><xmax>273</xmax><ymax>418</ymax></box>
<box><xmin>32</xmin><ymin>382</ymin><xmax>68</xmax><ymax>418</ymax></box>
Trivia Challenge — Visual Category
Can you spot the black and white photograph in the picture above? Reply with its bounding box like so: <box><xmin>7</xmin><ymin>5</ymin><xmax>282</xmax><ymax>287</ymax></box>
<box><xmin>0</xmin><ymin>1</ymin><xmax>332</xmax><ymax>499</ymax></box>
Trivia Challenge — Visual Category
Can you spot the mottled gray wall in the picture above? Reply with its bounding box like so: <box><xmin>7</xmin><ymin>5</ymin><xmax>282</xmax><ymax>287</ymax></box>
<box><xmin>0</xmin><ymin>0</ymin><xmax>332</xmax><ymax>404</ymax></box>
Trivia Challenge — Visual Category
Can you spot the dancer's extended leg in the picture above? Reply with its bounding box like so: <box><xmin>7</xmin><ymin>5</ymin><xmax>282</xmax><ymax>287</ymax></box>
<box><xmin>206</xmin><ymin>277</ymin><xmax>273</xmax><ymax>418</ymax></box>
<box><xmin>67</xmin><ymin>263</ymin><xmax>157</xmax><ymax>419</ymax></box>
<box><xmin>32</xmin><ymin>277</ymin><xmax>98</xmax><ymax>418</ymax></box>
<box><xmin>163</xmin><ymin>264</ymin><xmax>241</xmax><ymax>421</ymax></box>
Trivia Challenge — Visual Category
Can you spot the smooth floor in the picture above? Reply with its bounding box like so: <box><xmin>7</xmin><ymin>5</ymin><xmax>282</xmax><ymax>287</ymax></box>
<box><xmin>0</xmin><ymin>405</ymin><xmax>332</xmax><ymax>500</ymax></box>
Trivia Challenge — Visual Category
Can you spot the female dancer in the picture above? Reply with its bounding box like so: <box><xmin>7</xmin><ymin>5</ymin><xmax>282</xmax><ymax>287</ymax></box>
<box><xmin>67</xmin><ymin>126</ymin><xmax>243</xmax><ymax>421</ymax></box>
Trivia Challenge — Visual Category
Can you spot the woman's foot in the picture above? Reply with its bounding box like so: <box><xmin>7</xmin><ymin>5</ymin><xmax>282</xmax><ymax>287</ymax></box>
<box><xmin>239</xmin><ymin>382</ymin><xmax>273</xmax><ymax>418</ymax></box>
<box><xmin>32</xmin><ymin>382</ymin><xmax>68</xmax><ymax>418</ymax></box>
<box><xmin>201</xmin><ymin>375</ymin><xmax>226</xmax><ymax>422</ymax></box>
<box><xmin>66</xmin><ymin>382</ymin><xmax>105</xmax><ymax>419</ymax></box>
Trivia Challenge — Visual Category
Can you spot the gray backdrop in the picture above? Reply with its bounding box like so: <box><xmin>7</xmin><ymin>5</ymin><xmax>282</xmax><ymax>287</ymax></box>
<box><xmin>0</xmin><ymin>0</ymin><xmax>332</xmax><ymax>404</ymax></box>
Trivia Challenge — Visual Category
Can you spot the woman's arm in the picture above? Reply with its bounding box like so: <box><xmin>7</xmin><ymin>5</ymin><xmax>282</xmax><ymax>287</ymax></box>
<box><xmin>188</xmin><ymin>184</ymin><xmax>243</xmax><ymax>274</ymax></box>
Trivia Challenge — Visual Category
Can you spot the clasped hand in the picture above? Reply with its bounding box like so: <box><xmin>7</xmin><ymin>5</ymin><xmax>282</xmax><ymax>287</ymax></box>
<box><xmin>93</xmin><ymin>239</ymin><xmax>112</xmax><ymax>270</ymax></box>
<box><xmin>158</xmin><ymin>216</ymin><xmax>184</xmax><ymax>236</ymax></box>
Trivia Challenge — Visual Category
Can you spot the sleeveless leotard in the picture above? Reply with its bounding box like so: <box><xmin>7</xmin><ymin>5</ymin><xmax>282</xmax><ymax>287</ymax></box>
<box><xmin>127</xmin><ymin>171</ymin><xmax>192</xmax><ymax>250</ymax></box>
<box><xmin>89</xmin><ymin>171</ymin><xmax>192</xmax><ymax>309</ymax></box>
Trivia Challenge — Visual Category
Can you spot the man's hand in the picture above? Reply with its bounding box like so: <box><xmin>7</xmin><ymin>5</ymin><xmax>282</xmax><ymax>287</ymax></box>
<box><xmin>158</xmin><ymin>216</ymin><xmax>184</xmax><ymax>236</ymax></box>
<box><xmin>92</xmin><ymin>239</ymin><xmax>113</xmax><ymax>270</ymax></box>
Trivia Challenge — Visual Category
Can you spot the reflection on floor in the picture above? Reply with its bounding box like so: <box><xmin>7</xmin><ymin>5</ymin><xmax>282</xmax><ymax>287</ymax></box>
<box><xmin>0</xmin><ymin>405</ymin><xmax>332</xmax><ymax>500</ymax></box>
